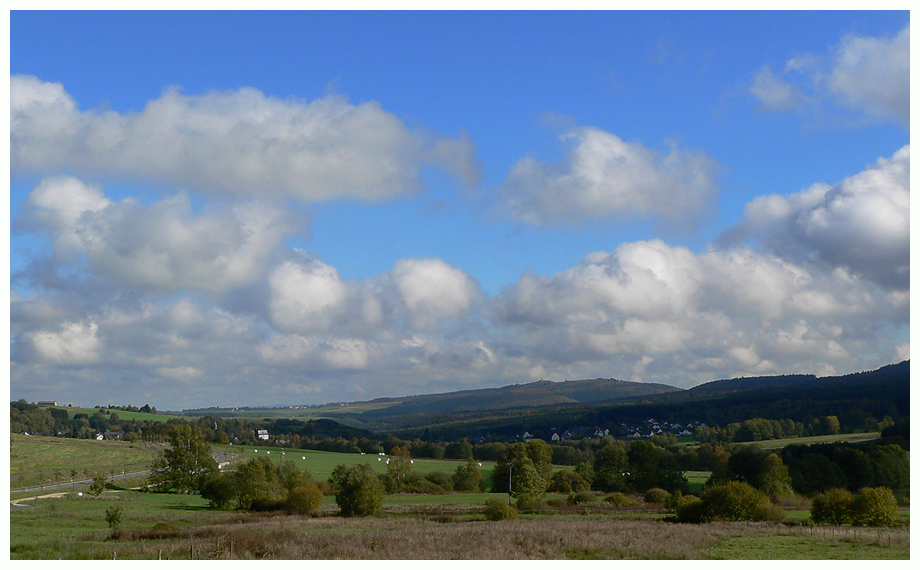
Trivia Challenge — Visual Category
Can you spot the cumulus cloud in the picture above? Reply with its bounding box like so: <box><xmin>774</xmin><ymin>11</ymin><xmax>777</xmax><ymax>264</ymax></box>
<box><xmin>18</xmin><ymin>176</ymin><xmax>299</xmax><ymax>293</ymax></box>
<box><xmin>268</xmin><ymin>258</ymin><xmax>351</xmax><ymax>334</ymax></box>
<box><xmin>492</xmin><ymin>239</ymin><xmax>906</xmax><ymax>386</ymax></box>
<box><xmin>826</xmin><ymin>25</ymin><xmax>910</xmax><ymax>125</ymax></box>
<box><xmin>25</xmin><ymin>320</ymin><xmax>102</xmax><ymax>365</ymax></box>
<box><xmin>10</xmin><ymin>75</ymin><xmax>482</xmax><ymax>199</ymax></box>
<box><xmin>493</xmin><ymin>126</ymin><xmax>719</xmax><ymax>229</ymax></box>
<box><xmin>727</xmin><ymin>145</ymin><xmax>909</xmax><ymax>289</ymax></box>
<box><xmin>749</xmin><ymin>24</ymin><xmax>909</xmax><ymax>127</ymax></box>
<box><xmin>390</xmin><ymin>258</ymin><xmax>480</xmax><ymax>331</ymax></box>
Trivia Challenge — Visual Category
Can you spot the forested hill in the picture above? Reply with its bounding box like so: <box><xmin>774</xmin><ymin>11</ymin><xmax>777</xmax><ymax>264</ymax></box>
<box><xmin>358</xmin><ymin>377</ymin><xmax>681</xmax><ymax>420</ymax></box>
<box><xmin>382</xmin><ymin>361</ymin><xmax>909</xmax><ymax>440</ymax></box>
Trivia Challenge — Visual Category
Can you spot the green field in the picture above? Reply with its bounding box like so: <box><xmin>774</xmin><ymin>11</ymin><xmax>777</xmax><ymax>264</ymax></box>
<box><xmin>222</xmin><ymin>443</ymin><xmax>497</xmax><ymax>481</ymax></box>
<box><xmin>43</xmin><ymin>405</ymin><xmax>176</xmax><ymax>423</ymax></box>
<box><xmin>11</xmin><ymin>489</ymin><xmax>909</xmax><ymax>560</ymax></box>
<box><xmin>746</xmin><ymin>431</ymin><xmax>880</xmax><ymax>449</ymax></box>
<box><xmin>10</xmin><ymin>434</ymin><xmax>165</xmax><ymax>488</ymax></box>
<box><xmin>169</xmin><ymin>401</ymin><xmax>399</xmax><ymax>421</ymax></box>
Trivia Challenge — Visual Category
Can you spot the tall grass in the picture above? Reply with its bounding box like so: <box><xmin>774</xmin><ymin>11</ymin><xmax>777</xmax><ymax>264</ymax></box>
<box><xmin>11</xmin><ymin>492</ymin><xmax>910</xmax><ymax>560</ymax></box>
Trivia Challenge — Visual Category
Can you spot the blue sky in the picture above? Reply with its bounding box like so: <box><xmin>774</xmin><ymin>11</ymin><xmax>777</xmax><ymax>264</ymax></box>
<box><xmin>9</xmin><ymin>11</ymin><xmax>910</xmax><ymax>409</ymax></box>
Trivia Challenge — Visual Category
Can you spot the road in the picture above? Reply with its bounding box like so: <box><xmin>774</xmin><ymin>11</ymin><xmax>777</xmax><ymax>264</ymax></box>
<box><xmin>10</xmin><ymin>451</ymin><xmax>236</xmax><ymax>508</ymax></box>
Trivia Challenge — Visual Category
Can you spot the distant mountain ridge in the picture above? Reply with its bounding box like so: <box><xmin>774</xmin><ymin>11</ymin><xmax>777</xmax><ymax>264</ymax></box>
<box><xmin>357</xmin><ymin>377</ymin><xmax>682</xmax><ymax>420</ymax></box>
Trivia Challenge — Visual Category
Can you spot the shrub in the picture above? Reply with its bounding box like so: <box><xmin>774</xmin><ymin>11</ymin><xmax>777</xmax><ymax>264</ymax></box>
<box><xmin>604</xmin><ymin>492</ymin><xmax>632</xmax><ymax>507</ymax></box>
<box><xmin>676</xmin><ymin>496</ymin><xmax>706</xmax><ymax>523</ymax></box>
<box><xmin>568</xmin><ymin>491</ymin><xmax>597</xmax><ymax>505</ymax></box>
<box><xmin>752</xmin><ymin>500</ymin><xmax>786</xmax><ymax>522</ymax></box>
<box><xmin>811</xmin><ymin>488</ymin><xmax>854</xmax><ymax>525</ymax></box>
<box><xmin>424</xmin><ymin>470</ymin><xmax>454</xmax><ymax>492</ymax></box>
<box><xmin>104</xmin><ymin>506</ymin><xmax>123</xmax><ymax>538</ymax></box>
<box><xmin>701</xmin><ymin>481</ymin><xmax>771</xmax><ymax>522</ymax></box>
<box><xmin>548</xmin><ymin>469</ymin><xmax>590</xmax><ymax>493</ymax></box>
<box><xmin>330</xmin><ymin>463</ymin><xmax>384</xmax><ymax>517</ymax></box>
<box><xmin>199</xmin><ymin>471</ymin><xmax>236</xmax><ymax>509</ymax></box>
<box><xmin>515</xmin><ymin>493</ymin><xmax>548</xmax><ymax>514</ymax></box>
<box><xmin>851</xmin><ymin>487</ymin><xmax>899</xmax><ymax>526</ymax></box>
<box><xmin>664</xmin><ymin>491</ymin><xmax>683</xmax><ymax>513</ymax></box>
<box><xmin>403</xmin><ymin>473</ymin><xmax>447</xmax><ymax>494</ymax></box>
<box><xmin>452</xmin><ymin>460</ymin><xmax>485</xmax><ymax>492</ymax></box>
<box><xmin>644</xmin><ymin>488</ymin><xmax>670</xmax><ymax>504</ymax></box>
<box><xmin>285</xmin><ymin>484</ymin><xmax>325</xmax><ymax>516</ymax></box>
<box><xmin>483</xmin><ymin>497</ymin><xmax>518</xmax><ymax>520</ymax></box>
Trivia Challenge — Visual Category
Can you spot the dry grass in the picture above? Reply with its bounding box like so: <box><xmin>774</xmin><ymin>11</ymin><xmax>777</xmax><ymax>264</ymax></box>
<box><xmin>72</xmin><ymin>513</ymin><xmax>913</xmax><ymax>560</ymax></box>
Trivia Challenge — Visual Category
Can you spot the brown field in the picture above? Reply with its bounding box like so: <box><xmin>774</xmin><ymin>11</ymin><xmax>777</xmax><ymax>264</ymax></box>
<box><xmin>74</xmin><ymin>514</ymin><xmax>913</xmax><ymax>560</ymax></box>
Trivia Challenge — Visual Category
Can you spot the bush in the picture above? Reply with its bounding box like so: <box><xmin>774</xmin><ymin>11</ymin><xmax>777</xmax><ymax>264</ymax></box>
<box><xmin>452</xmin><ymin>460</ymin><xmax>486</xmax><ymax>492</ymax></box>
<box><xmin>547</xmin><ymin>469</ymin><xmax>590</xmax><ymax>493</ymax></box>
<box><xmin>701</xmin><ymin>481</ymin><xmax>772</xmax><ymax>522</ymax></box>
<box><xmin>851</xmin><ymin>487</ymin><xmax>899</xmax><ymax>526</ymax></box>
<box><xmin>515</xmin><ymin>493</ymin><xmax>548</xmax><ymax>513</ymax></box>
<box><xmin>285</xmin><ymin>484</ymin><xmax>325</xmax><ymax>516</ymax></box>
<box><xmin>644</xmin><ymin>488</ymin><xmax>670</xmax><ymax>504</ymax></box>
<box><xmin>676</xmin><ymin>496</ymin><xmax>706</xmax><ymax>523</ymax></box>
<box><xmin>752</xmin><ymin>500</ymin><xmax>786</xmax><ymax>522</ymax></box>
<box><xmin>664</xmin><ymin>491</ymin><xmax>683</xmax><ymax>513</ymax></box>
<box><xmin>424</xmin><ymin>470</ymin><xmax>454</xmax><ymax>492</ymax></box>
<box><xmin>811</xmin><ymin>488</ymin><xmax>854</xmax><ymax>525</ymax></box>
<box><xmin>568</xmin><ymin>491</ymin><xmax>597</xmax><ymax>505</ymax></box>
<box><xmin>199</xmin><ymin>471</ymin><xmax>236</xmax><ymax>509</ymax></box>
<box><xmin>403</xmin><ymin>473</ymin><xmax>447</xmax><ymax>494</ymax></box>
<box><xmin>483</xmin><ymin>497</ymin><xmax>518</xmax><ymax>520</ymax></box>
<box><xmin>330</xmin><ymin>463</ymin><xmax>384</xmax><ymax>517</ymax></box>
<box><xmin>603</xmin><ymin>492</ymin><xmax>632</xmax><ymax>507</ymax></box>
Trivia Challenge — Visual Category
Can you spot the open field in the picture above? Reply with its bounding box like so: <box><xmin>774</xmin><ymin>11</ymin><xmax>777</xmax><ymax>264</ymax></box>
<box><xmin>10</xmin><ymin>489</ymin><xmax>909</xmax><ymax>560</ymax></box>
<box><xmin>10</xmin><ymin>434</ymin><xmax>165</xmax><ymax>488</ymax></box>
<box><xmin>43</xmin><ymin>405</ymin><xmax>177</xmax><ymax>423</ymax></box>
<box><xmin>221</xmin><ymin>443</ymin><xmax>497</xmax><ymax>481</ymax></box>
<box><xmin>746</xmin><ymin>431</ymin><xmax>881</xmax><ymax>449</ymax></box>
<box><xmin>170</xmin><ymin>401</ymin><xmax>400</xmax><ymax>420</ymax></box>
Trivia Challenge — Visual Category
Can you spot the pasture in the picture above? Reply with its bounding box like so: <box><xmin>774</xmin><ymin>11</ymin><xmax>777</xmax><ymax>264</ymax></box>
<box><xmin>225</xmin><ymin>443</ymin><xmax>496</xmax><ymax>480</ymax></box>
<box><xmin>10</xmin><ymin>434</ymin><xmax>164</xmax><ymax>489</ymax></box>
<box><xmin>9</xmin><ymin>435</ymin><xmax>910</xmax><ymax>560</ymax></box>
<box><xmin>10</xmin><ymin>489</ymin><xmax>909</xmax><ymax>560</ymax></box>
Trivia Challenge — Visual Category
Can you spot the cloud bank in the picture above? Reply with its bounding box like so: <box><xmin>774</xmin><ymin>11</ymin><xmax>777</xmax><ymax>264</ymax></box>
<box><xmin>11</xmin><ymin>75</ymin><xmax>482</xmax><ymax>200</ymax></box>
<box><xmin>9</xmin><ymin>66</ymin><xmax>908</xmax><ymax>408</ymax></box>
<box><xmin>749</xmin><ymin>24</ymin><xmax>909</xmax><ymax>127</ymax></box>
<box><xmin>493</xmin><ymin>126</ymin><xmax>719</xmax><ymax>229</ymax></box>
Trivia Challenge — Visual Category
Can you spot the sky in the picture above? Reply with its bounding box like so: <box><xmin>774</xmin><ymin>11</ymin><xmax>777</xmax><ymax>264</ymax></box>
<box><xmin>7</xmin><ymin>10</ymin><xmax>911</xmax><ymax>410</ymax></box>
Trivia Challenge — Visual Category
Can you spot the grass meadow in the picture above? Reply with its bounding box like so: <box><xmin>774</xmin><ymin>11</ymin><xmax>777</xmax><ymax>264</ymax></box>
<box><xmin>10</xmin><ymin>434</ymin><xmax>165</xmax><ymax>489</ymax></box>
<box><xmin>10</xmin><ymin>433</ymin><xmax>909</xmax><ymax>560</ymax></box>
<box><xmin>223</xmin><ymin>442</ymin><xmax>498</xmax><ymax>481</ymax></box>
<box><xmin>10</xmin><ymin>488</ymin><xmax>909</xmax><ymax>560</ymax></box>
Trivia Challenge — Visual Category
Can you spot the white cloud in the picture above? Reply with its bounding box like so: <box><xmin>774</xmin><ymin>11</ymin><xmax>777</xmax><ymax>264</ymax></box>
<box><xmin>268</xmin><ymin>258</ymin><xmax>349</xmax><ymax>334</ymax></box>
<box><xmin>390</xmin><ymin>258</ymin><xmax>480</xmax><ymax>331</ymax></box>
<box><xmin>26</xmin><ymin>320</ymin><xmax>102</xmax><ymax>365</ymax></box>
<box><xmin>494</xmin><ymin>126</ymin><xmax>718</xmax><ymax>229</ymax></box>
<box><xmin>827</xmin><ymin>25</ymin><xmax>910</xmax><ymax>126</ymax></box>
<box><xmin>749</xmin><ymin>24</ymin><xmax>909</xmax><ymax>128</ymax></box>
<box><xmin>749</xmin><ymin>65</ymin><xmax>806</xmax><ymax>112</ymax></box>
<box><xmin>10</xmin><ymin>75</ymin><xmax>481</xmax><ymax>200</ymax></box>
<box><xmin>20</xmin><ymin>176</ymin><xmax>297</xmax><ymax>293</ymax></box>
<box><xmin>731</xmin><ymin>145</ymin><xmax>909</xmax><ymax>289</ymax></box>
<box><xmin>492</xmin><ymin>239</ymin><xmax>906</xmax><ymax>387</ymax></box>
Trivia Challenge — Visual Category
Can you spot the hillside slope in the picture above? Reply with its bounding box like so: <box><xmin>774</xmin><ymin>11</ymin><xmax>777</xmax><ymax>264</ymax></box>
<box><xmin>356</xmin><ymin>377</ymin><xmax>682</xmax><ymax>422</ymax></box>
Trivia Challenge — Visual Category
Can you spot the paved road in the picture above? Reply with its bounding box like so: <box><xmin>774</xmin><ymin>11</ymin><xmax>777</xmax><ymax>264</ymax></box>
<box><xmin>10</xmin><ymin>451</ymin><xmax>237</xmax><ymax>508</ymax></box>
